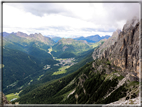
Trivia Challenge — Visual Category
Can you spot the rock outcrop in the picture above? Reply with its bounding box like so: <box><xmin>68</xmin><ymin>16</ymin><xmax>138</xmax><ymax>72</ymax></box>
<box><xmin>100</xmin><ymin>17</ymin><xmax>140</xmax><ymax>81</ymax></box>
<box><xmin>0</xmin><ymin>92</ymin><xmax>10</xmax><ymax>105</ymax></box>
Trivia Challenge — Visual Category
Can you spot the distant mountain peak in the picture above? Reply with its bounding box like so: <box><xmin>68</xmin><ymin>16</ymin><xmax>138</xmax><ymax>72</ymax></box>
<box><xmin>74</xmin><ymin>34</ymin><xmax>110</xmax><ymax>43</ymax></box>
<box><xmin>29</xmin><ymin>33</ymin><xmax>42</xmax><ymax>37</ymax></box>
<box><xmin>16</xmin><ymin>31</ymin><xmax>28</xmax><ymax>37</ymax></box>
<box><xmin>4</xmin><ymin>31</ymin><xmax>55</xmax><ymax>46</ymax></box>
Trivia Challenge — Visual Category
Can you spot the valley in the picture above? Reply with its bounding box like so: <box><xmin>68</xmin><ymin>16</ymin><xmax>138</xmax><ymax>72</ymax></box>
<box><xmin>3</xmin><ymin>33</ymin><xmax>105</xmax><ymax>102</ymax></box>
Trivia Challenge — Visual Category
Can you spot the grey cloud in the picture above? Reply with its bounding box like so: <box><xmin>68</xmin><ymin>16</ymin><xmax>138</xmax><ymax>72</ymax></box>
<box><xmin>103</xmin><ymin>3</ymin><xmax>139</xmax><ymax>21</ymax></box>
<box><xmin>7</xmin><ymin>3</ymin><xmax>139</xmax><ymax>21</ymax></box>
<box><xmin>89</xmin><ymin>3</ymin><xmax>140</xmax><ymax>30</ymax></box>
<box><xmin>7</xmin><ymin>3</ymin><xmax>72</xmax><ymax>17</ymax></box>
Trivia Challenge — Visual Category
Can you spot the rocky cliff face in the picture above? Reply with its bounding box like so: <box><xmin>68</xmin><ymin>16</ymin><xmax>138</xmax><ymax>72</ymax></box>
<box><xmin>100</xmin><ymin>17</ymin><xmax>140</xmax><ymax>81</ymax></box>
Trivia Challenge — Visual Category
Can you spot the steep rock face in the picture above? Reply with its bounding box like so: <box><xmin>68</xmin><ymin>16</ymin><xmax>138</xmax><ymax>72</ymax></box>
<box><xmin>92</xmin><ymin>29</ymin><xmax>120</xmax><ymax>60</ymax></box>
<box><xmin>101</xmin><ymin>17</ymin><xmax>140</xmax><ymax>81</ymax></box>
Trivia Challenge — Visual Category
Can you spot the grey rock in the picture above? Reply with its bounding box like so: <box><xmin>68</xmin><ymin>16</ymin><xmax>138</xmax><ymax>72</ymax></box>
<box><xmin>100</xmin><ymin>17</ymin><xmax>140</xmax><ymax>81</ymax></box>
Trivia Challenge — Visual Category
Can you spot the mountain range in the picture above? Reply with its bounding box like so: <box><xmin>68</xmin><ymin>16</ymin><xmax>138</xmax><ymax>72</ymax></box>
<box><xmin>74</xmin><ymin>35</ymin><xmax>110</xmax><ymax>43</ymax></box>
<box><xmin>50</xmin><ymin>35</ymin><xmax>111</xmax><ymax>43</ymax></box>
<box><xmin>1</xmin><ymin>32</ymin><xmax>110</xmax><ymax>43</ymax></box>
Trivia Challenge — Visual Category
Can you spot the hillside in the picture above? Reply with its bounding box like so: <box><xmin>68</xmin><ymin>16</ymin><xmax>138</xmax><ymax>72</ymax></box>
<box><xmin>3</xmin><ymin>47</ymin><xmax>43</xmax><ymax>94</ymax></box>
<box><xmin>14</xmin><ymin>18</ymin><xmax>140</xmax><ymax>104</ymax></box>
<box><xmin>3</xmin><ymin>32</ymin><xmax>55</xmax><ymax>63</ymax></box>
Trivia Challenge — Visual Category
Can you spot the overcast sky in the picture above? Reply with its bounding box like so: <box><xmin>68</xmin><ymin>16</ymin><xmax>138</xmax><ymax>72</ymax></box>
<box><xmin>3</xmin><ymin>3</ymin><xmax>140</xmax><ymax>38</ymax></box>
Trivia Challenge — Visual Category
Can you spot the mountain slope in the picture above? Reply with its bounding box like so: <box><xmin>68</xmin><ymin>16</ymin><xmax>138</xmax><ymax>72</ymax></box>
<box><xmin>3</xmin><ymin>47</ymin><xmax>44</xmax><ymax>94</ymax></box>
<box><xmin>3</xmin><ymin>32</ymin><xmax>55</xmax><ymax>63</ymax></box>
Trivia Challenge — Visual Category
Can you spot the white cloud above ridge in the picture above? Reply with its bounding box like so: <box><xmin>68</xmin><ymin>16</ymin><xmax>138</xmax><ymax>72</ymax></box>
<box><xmin>3</xmin><ymin>3</ymin><xmax>140</xmax><ymax>38</ymax></box>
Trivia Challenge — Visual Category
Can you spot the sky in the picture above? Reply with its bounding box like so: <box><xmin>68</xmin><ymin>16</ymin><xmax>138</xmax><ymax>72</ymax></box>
<box><xmin>3</xmin><ymin>2</ymin><xmax>140</xmax><ymax>38</ymax></box>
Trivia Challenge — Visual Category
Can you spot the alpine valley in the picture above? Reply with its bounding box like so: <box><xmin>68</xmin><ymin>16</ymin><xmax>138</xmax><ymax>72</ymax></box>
<box><xmin>2</xmin><ymin>17</ymin><xmax>141</xmax><ymax>105</ymax></box>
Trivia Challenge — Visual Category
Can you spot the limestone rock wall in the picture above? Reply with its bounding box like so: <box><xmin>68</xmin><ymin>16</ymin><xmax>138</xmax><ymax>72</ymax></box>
<box><xmin>101</xmin><ymin>18</ymin><xmax>140</xmax><ymax>80</ymax></box>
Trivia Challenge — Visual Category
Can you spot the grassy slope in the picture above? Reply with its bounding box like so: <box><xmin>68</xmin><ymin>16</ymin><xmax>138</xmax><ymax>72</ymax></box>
<box><xmin>52</xmin><ymin>66</ymin><xmax>70</xmax><ymax>75</ymax></box>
